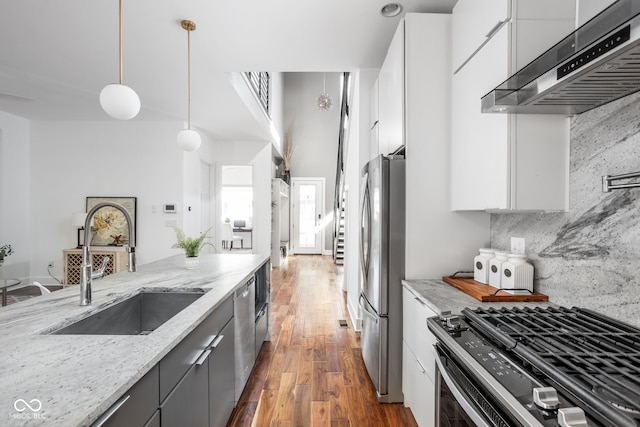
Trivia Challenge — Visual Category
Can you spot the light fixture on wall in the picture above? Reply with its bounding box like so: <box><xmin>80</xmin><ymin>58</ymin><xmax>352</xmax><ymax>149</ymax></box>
<box><xmin>177</xmin><ymin>20</ymin><xmax>201</xmax><ymax>152</ymax></box>
<box><xmin>316</xmin><ymin>73</ymin><xmax>334</xmax><ymax>112</ymax></box>
<box><xmin>99</xmin><ymin>0</ymin><xmax>141</xmax><ymax>120</ymax></box>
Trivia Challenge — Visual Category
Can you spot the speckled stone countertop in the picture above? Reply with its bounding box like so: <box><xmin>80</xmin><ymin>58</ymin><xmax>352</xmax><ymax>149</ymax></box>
<box><xmin>402</xmin><ymin>279</ymin><xmax>556</xmax><ymax>315</ymax></box>
<box><xmin>0</xmin><ymin>253</ymin><xmax>269</xmax><ymax>427</ymax></box>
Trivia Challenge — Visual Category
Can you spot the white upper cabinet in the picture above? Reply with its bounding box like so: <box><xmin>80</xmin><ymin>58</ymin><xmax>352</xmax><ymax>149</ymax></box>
<box><xmin>452</xmin><ymin>0</ymin><xmax>510</xmax><ymax>72</ymax></box>
<box><xmin>369</xmin><ymin>78</ymin><xmax>380</xmax><ymax>159</ymax></box>
<box><xmin>576</xmin><ymin>0</ymin><xmax>617</xmax><ymax>27</ymax></box>
<box><xmin>451</xmin><ymin>0</ymin><xmax>575</xmax><ymax>212</ymax></box>
<box><xmin>378</xmin><ymin>21</ymin><xmax>405</xmax><ymax>157</ymax></box>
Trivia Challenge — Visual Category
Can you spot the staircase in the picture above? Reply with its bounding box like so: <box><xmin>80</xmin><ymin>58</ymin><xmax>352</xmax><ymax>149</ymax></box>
<box><xmin>335</xmin><ymin>201</ymin><xmax>345</xmax><ymax>265</ymax></box>
<box><xmin>332</xmin><ymin>72</ymin><xmax>351</xmax><ymax>266</ymax></box>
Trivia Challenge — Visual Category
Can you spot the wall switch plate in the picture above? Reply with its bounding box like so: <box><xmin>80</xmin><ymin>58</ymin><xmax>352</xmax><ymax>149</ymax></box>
<box><xmin>511</xmin><ymin>237</ymin><xmax>525</xmax><ymax>255</ymax></box>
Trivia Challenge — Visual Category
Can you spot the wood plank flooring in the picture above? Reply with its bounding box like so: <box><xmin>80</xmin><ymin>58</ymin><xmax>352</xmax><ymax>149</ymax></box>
<box><xmin>227</xmin><ymin>255</ymin><xmax>417</xmax><ymax>427</ymax></box>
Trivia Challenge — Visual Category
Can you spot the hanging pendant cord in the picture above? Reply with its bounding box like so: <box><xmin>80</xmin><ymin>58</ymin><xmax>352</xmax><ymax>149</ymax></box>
<box><xmin>187</xmin><ymin>27</ymin><xmax>191</xmax><ymax>129</ymax></box>
<box><xmin>118</xmin><ymin>0</ymin><xmax>123</xmax><ymax>84</ymax></box>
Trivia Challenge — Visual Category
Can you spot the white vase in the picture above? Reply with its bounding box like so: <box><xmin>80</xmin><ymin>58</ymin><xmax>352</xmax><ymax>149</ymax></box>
<box><xmin>185</xmin><ymin>256</ymin><xmax>199</xmax><ymax>270</ymax></box>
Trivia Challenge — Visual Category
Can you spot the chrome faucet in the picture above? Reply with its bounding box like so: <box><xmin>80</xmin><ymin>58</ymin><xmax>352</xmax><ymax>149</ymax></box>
<box><xmin>80</xmin><ymin>202</ymin><xmax>136</xmax><ymax>305</ymax></box>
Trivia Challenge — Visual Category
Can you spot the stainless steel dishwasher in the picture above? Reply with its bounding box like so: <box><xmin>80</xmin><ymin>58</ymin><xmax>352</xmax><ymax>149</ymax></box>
<box><xmin>234</xmin><ymin>276</ymin><xmax>255</xmax><ymax>402</ymax></box>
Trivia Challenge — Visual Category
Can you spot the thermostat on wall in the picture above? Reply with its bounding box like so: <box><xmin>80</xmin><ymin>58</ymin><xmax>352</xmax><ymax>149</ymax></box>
<box><xmin>163</xmin><ymin>203</ymin><xmax>178</xmax><ymax>213</ymax></box>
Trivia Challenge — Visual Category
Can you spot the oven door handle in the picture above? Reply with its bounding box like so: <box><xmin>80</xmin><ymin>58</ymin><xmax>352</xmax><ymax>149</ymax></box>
<box><xmin>435</xmin><ymin>354</ymin><xmax>492</xmax><ymax>427</ymax></box>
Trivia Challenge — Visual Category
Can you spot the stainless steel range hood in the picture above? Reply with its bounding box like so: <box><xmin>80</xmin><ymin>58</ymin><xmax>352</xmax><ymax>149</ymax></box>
<box><xmin>482</xmin><ymin>0</ymin><xmax>640</xmax><ymax>115</ymax></box>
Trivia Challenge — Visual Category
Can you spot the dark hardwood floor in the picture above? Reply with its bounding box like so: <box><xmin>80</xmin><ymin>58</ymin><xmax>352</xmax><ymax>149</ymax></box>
<box><xmin>227</xmin><ymin>255</ymin><xmax>417</xmax><ymax>427</ymax></box>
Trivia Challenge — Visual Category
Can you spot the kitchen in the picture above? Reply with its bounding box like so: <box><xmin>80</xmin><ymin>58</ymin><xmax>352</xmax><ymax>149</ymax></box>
<box><xmin>2</xmin><ymin>0</ymin><xmax>640</xmax><ymax>426</ymax></box>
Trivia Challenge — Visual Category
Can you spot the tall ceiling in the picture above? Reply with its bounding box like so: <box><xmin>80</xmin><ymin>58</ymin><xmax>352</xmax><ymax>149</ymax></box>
<box><xmin>0</xmin><ymin>0</ymin><xmax>456</xmax><ymax>140</ymax></box>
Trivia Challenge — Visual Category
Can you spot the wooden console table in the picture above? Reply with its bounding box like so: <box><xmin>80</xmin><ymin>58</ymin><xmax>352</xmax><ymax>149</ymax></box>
<box><xmin>63</xmin><ymin>248</ymin><xmax>128</xmax><ymax>285</ymax></box>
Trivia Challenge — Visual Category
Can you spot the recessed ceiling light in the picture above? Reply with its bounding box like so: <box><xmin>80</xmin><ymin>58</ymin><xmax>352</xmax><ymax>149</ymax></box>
<box><xmin>380</xmin><ymin>3</ymin><xmax>403</xmax><ymax>17</ymax></box>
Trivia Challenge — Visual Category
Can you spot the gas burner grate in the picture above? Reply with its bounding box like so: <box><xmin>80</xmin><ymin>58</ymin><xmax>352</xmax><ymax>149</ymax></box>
<box><xmin>463</xmin><ymin>306</ymin><xmax>640</xmax><ymax>426</ymax></box>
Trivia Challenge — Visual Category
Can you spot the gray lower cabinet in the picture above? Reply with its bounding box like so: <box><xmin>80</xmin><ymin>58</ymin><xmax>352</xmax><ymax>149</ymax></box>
<box><xmin>160</xmin><ymin>297</ymin><xmax>234</xmax><ymax>426</ymax></box>
<box><xmin>144</xmin><ymin>411</ymin><xmax>160</xmax><ymax>427</ymax></box>
<box><xmin>94</xmin><ymin>365</ymin><xmax>159</xmax><ymax>427</ymax></box>
<box><xmin>255</xmin><ymin>304</ymin><xmax>268</xmax><ymax>356</ymax></box>
<box><xmin>208</xmin><ymin>319</ymin><xmax>235</xmax><ymax>427</ymax></box>
<box><xmin>161</xmin><ymin>361</ymin><xmax>209</xmax><ymax>427</ymax></box>
<box><xmin>94</xmin><ymin>296</ymin><xmax>235</xmax><ymax>427</ymax></box>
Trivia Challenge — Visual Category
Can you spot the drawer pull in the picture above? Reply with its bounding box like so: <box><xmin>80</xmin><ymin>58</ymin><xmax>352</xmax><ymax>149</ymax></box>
<box><xmin>485</xmin><ymin>20</ymin><xmax>506</xmax><ymax>38</ymax></box>
<box><xmin>92</xmin><ymin>394</ymin><xmax>131</xmax><ymax>427</ymax></box>
<box><xmin>416</xmin><ymin>359</ymin><xmax>426</xmax><ymax>374</ymax></box>
<box><xmin>195</xmin><ymin>349</ymin><xmax>212</xmax><ymax>366</ymax></box>
<box><xmin>210</xmin><ymin>334</ymin><xmax>224</xmax><ymax>349</ymax></box>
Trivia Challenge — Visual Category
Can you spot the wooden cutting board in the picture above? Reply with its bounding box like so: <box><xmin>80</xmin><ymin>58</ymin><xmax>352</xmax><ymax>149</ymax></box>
<box><xmin>442</xmin><ymin>276</ymin><xmax>549</xmax><ymax>302</ymax></box>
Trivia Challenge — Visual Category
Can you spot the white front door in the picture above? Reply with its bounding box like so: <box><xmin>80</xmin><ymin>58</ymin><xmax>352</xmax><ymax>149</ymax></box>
<box><xmin>291</xmin><ymin>178</ymin><xmax>324</xmax><ymax>255</ymax></box>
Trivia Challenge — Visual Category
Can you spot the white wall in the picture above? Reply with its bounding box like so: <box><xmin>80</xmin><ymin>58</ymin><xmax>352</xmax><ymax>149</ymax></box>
<box><xmin>283</xmin><ymin>72</ymin><xmax>341</xmax><ymax>252</ymax></box>
<box><xmin>270</xmin><ymin>72</ymin><xmax>285</xmax><ymax>153</ymax></box>
<box><xmin>0</xmin><ymin>111</ymin><xmax>31</xmax><ymax>280</ymax></box>
<box><xmin>404</xmin><ymin>14</ymin><xmax>490</xmax><ymax>279</ymax></box>
<box><xmin>29</xmin><ymin>120</ymin><xmax>187</xmax><ymax>281</ymax></box>
<box><xmin>250</xmin><ymin>144</ymin><xmax>272</xmax><ymax>257</ymax></box>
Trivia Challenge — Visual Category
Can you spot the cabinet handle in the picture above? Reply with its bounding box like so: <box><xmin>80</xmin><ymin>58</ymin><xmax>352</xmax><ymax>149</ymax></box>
<box><xmin>92</xmin><ymin>394</ymin><xmax>131</xmax><ymax>427</ymax></box>
<box><xmin>485</xmin><ymin>20</ymin><xmax>506</xmax><ymax>38</ymax></box>
<box><xmin>210</xmin><ymin>334</ymin><xmax>224</xmax><ymax>349</ymax></box>
<box><xmin>195</xmin><ymin>349</ymin><xmax>212</xmax><ymax>366</ymax></box>
<box><xmin>415</xmin><ymin>358</ymin><xmax>426</xmax><ymax>374</ymax></box>
<box><xmin>413</xmin><ymin>296</ymin><xmax>426</xmax><ymax>306</ymax></box>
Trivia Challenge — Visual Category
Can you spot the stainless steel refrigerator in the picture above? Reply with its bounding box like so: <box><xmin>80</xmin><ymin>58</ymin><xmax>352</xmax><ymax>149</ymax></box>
<box><xmin>359</xmin><ymin>154</ymin><xmax>405</xmax><ymax>403</ymax></box>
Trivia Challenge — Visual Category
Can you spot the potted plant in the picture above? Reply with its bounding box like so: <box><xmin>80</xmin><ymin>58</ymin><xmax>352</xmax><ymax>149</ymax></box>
<box><xmin>0</xmin><ymin>244</ymin><xmax>13</xmax><ymax>266</ymax></box>
<box><xmin>172</xmin><ymin>228</ymin><xmax>214</xmax><ymax>269</ymax></box>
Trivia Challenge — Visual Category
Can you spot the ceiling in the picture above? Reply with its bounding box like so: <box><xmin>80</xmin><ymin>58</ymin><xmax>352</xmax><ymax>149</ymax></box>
<box><xmin>0</xmin><ymin>0</ymin><xmax>456</xmax><ymax>141</ymax></box>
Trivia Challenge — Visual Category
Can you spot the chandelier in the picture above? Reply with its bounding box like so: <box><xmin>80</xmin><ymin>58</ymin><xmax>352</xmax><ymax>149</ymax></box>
<box><xmin>316</xmin><ymin>73</ymin><xmax>333</xmax><ymax>111</ymax></box>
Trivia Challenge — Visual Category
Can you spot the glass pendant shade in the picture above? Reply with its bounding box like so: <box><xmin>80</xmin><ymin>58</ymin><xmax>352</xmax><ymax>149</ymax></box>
<box><xmin>316</xmin><ymin>73</ymin><xmax>333</xmax><ymax>111</ymax></box>
<box><xmin>100</xmin><ymin>83</ymin><xmax>141</xmax><ymax>120</ymax></box>
<box><xmin>177</xmin><ymin>128</ymin><xmax>201</xmax><ymax>152</ymax></box>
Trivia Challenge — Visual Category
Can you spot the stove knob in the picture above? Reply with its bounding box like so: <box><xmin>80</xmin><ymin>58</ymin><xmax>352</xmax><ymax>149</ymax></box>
<box><xmin>533</xmin><ymin>386</ymin><xmax>560</xmax><ymax>409</ymax></box>
<box><xmin>557</xmin><ymin>407</ymin><xmax>588</xmax><ymax>427</ymax></box>
<box><xmin>446</xmin><ymin>315</ymin><xmax>461</xmax><ymax>330</ymax></box>
<box><xmin>439</xmin><ymin>310</ymin><xmax>452</xmax><ymax>321</ymax></box>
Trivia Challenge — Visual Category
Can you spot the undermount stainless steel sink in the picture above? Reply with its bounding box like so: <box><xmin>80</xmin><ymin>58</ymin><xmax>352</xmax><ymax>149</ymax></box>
<box><xmin>50</xmin><ymin>289</ymin><xmax>206</xmax><ymax>335</ymax></box>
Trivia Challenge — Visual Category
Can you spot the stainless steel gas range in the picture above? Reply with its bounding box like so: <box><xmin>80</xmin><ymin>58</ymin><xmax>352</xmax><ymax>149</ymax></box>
<box><xmin>427</xmin><ymin>306</ymin><xmax>640</xmax><ymax>427</ymax></box>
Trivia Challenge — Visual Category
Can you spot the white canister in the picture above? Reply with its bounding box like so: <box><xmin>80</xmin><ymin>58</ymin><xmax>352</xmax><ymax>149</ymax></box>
<box><xmin>501</xmin><ymin>254</ymin><xmax>534</xmax><ymax>294</ymax></box>
<box><xmin>488</xmin><ymin>251</ymin><xmax>509</xmax><ymax>288</ymax></box>
<box><xmin>474</xmin><ymin>248</ymin><xmax>495</xmax><ymax>284</ymax></box>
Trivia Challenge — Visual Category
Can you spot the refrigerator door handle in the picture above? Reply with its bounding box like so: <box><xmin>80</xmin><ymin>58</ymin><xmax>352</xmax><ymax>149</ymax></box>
<box><xmin>359</xmin><ymin>293</ymin><xmax>379</xmax><ymax>321</ymax></box>
<box><xmin>359</xmin><ymin>173</ymin><xmax>371</xmax><ymax>285</ymax></box>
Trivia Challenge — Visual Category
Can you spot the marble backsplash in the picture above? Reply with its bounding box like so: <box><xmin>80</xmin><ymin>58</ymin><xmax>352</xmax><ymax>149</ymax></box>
<box><xmin>491</xmin><ymin>92</ymin><xmax>640</xmax><ymax>328</ymax></box>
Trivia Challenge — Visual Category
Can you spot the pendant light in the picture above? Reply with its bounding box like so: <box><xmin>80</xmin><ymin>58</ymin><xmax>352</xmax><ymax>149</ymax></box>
<box><xmin>99</xmin><ymin>0</ymin><xmax>141</xmax><ymax>120</ymax></box>
<box><xmin>316</xmin><ymin>73</ymin><xmax>333</xmax><ymax>112</ymax></box>
<box><xmin>177</xmin><ymin>20</ymin><xmax>201</xmax><ymax>152</ymax></box>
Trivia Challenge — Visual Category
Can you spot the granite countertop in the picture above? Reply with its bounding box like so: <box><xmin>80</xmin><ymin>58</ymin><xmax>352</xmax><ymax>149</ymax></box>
<box><xmin>0</xmin><ymin>253</ymin><xmax>269</xmax><ymax>427</ymax></box>
<box><xmin>402</xmin><ymin>279</ymin><xmax>556</xmax><ymax>315</ymax></box>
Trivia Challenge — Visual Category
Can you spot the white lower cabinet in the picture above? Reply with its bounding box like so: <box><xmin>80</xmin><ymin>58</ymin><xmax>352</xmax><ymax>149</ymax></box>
<box><xmin>402</xmin><ymin>287</ymin><xmax>438</xmax><ymax>426</ymax></box>
<box><xmin>403</xmin><ymin>342</ymin><xmax>436</xmax><ymax>427</ymax></box>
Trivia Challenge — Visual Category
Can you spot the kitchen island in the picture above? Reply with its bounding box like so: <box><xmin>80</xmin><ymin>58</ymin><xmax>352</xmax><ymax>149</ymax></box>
<box><xmin>0</xmin><ymin>253</ymin><xmax>269</xmax><ymax>426</ymax></box>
